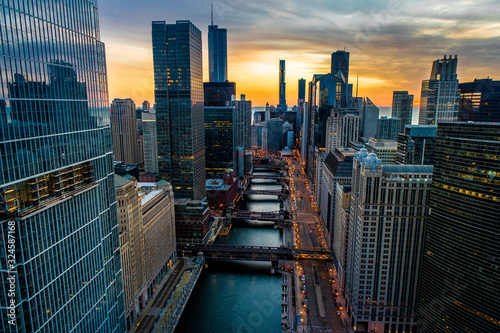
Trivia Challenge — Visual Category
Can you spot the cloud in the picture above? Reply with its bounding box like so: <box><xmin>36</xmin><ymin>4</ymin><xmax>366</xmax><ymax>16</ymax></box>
<box><xmin>99</xmin><ymin>0</ymin><xmax>500</xmax><ymax>106</ymax></box>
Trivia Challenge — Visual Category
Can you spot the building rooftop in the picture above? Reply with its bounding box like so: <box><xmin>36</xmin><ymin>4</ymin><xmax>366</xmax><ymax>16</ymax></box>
<box><xmin>383</xmin><ymin>165</ymin><xmax>434</xmax><ymax>174</ymax></box>
<box><xmin>141</xmin><ymin>190</ymin><xmax>163</xmax><ymax>206</ymax></box>
<box><xmin>137</xmin><ymin>182</ymin><xmax>158</xmax><ymax>189</ymax></box>
<box><xmin>114</xmin><ymin>174</ymin><xmax>132</xmax><ymax>188</ymax></box>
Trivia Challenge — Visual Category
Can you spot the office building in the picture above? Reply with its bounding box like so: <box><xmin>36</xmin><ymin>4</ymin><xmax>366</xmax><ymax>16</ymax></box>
<box><xmin>319</xmin><ymin>148</ymin><xmax>356</xmax><ymax>250</ymax></box>
<box><xmin>152</xmin><ymin>20</ymin><xmax>205</xmax><ymax>200</ymax></box>
<box><xmin>458</xmin><ymin>78</ymin><xmax>500</xmax><ymax>122</ymax></box>
<box><xmin>346</xmin><ymin>150</ymin><xmax>433</xmax><ymax>333</ymax></box>
<box><xmin>204</xmin><ymin>81</ymin><xmax>236</xmax><ymax>107</ymax></box>
<box><xmin>0</xmin><ymin>1</ymin><xmax>125</xmax><ymax>331</ymax></box>
<box><xmin>231</xmin><ymin>94</ymin><xmax>252</xmax><ymax>151</ymax></box>
<box><xmin>392</xmin><ymin>91</ymin><xmax>413</xmax><ymax>131</ymax></box>
<box><xmin>364</xmin><ymin>139</ymin><xmax>398</xmax><ymax>164</ymax></box>
<box><xmin>331</xmin><ymin>50</ymin><xmax>350</xmax><ymax>109</ymax></box>
<box><xmin>325</xmin><ymin>109</ymin><xmax>360</xmax><ymax>151</ymax></box>
<box><xmin>115</xmin><ymin>175</ymin><xmax>144</xmax><ymax>327</ymax></box>
<box><xmin>360</xmin><ymin>97</ymin><xmax>379</xmax><ymax>138</ymax></box>
<box><xmin>377</xmin><ymin>117</ymin><xmax>401</xmax><ymax>141</ymax></box>
<box><xmin>205</xmin><ymin>106</ymin><xmax>234</xmax><ymax>178</ymax></box>
<box><xmin>143</xmin><ymin>101</ymin><xmax>150</xmax><ymax>111</ymax></box>
<box><xmin>111</xmin><ymin>98</ymin><xmax>141</xmax><ymax>164</ymax></box>
<box><xmin>206</xmin><ymin>169</ymin><xmax>238</xmax><ymax>210</ymax></box>
<box><xmin>208</xmin><ymin>19</ymin><xmax>228</xmax><ymax>82</ymax></box>
<box><xmin>419</xmin><ymin>55</ymin><xmax>460</xmax><ymax>125</ymax></box>
<box><xmin>333</xmin><ymin>184</ymin><xmax>351</xmax><ymax>290</ymax></box>
<box><xmin>142</xmin><ymin>113</ymin><xmax>158</xmax><ymax>175</ymax></box>
<box><xmin>396</xmin><ymin>125</ymin><xmax>437</xmax><ymax>165</ymax></box>
<box><xmin>266</xmin><ymin>118</ymin><xmax>284</xmax><ymax>153</ymax></box>
<box><xmin>418</xmin><ymin>123</ymin><xmax>500</xmax><ymax>332</ymax></box>
<box><xmin>175</xmin><ymin>199</ymin><xmax>211</xmax><ymax>245</ymax></box>
<box><xmin>278</xmin><ymin>60</ymin><xmax>287</xmax><ymax>112</ymax></box>
<box><xmin>298</xmin><ymin>78</ymin><xmax>306</xmax><ymax>127</ymax></box>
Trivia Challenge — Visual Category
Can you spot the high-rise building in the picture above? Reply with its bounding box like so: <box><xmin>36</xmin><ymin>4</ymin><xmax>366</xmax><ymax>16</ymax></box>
<box><xmin>419</xmin><ymin>55</ymin><xmax>460</xmax><ymax>125</ymax></box>
<box><xmin>376</xmin><ymin>116</ymin><xmax>401</xmax><ymax>141</ymax></box>
<box><xmin>143</xmin><ymin>101</ymin><xmax>151</xmax><ymax>111</ymax></box>
<box><xmin>298</xmin><ymin>78</ymin><xmax>306</xmax><ymax>127</ymax></box>
<box><xmin>152</xmin><ymin>20</ymin><xmax>206</xmax><ymax>200</ymax></box>
<box><xmin>331</xmin><ymin>50</ymin><xmax>350</xmax><ymax>109</ymax></box>
<box><xmin>298</xmin><ymin>78</ymin><xmax>306</xmax><ymax>100</ymax></box>
<box><xmin>230</xmin><ymin>94</ymin><xmax>252</xmax><ymax>151</ymax></box>
<box><xmin>175</xmin><ymin>199</ymin><xmax>211</xmax><ymax>245</ymax></box>
<box><xmin>204</xmin><ymin>81</ymin><xmax>236</xmax><ymax>107</ymax></box>
<box><xmin>266</xmin><ymin>118</ymin><xmax>284</xmax><ymax>153</ymax></box>
<box><xmin>392</xmin><ymin>91</ymin><xmax>414</xmax><ymax>132</ymax></box>
<box><xmin>208</xmin><ymin>18</ymin><xmax>228</xmax><ymax>82</ymax></box>
<box><xmin>346</xmin><ymin>150</ymin><xmax>433</xmax><ymax>332</ymax></box>
<box><xmin>142</xmin><ymin>113</ymin><xmax>158</xmax><ymax>175</ymax></box>
<box><xmin>363</xmin><ymin>139</ymin><xmax>398</xmax><ymax>165</ymax></box>
<box><xmin>205</xmin><ymin>106</ymin><xmax>234</xmax><ymax>178</ymax></box>
<box><xmin>278</xmin><ymin>60</ymin><xmax>287</xmax><ymax>112</ymax></box>
<box><xmin>418</xmin><ymin>123</ymin><xmax>500</xmax><ymax>332</ymax></box>
<box><xmin>396</xmin><ymin>125</ymin><xmax>437</xmax><ymax>165</ymax></box>
<box><xmin>319</xmin><ymin>148</ymin><xmax>356</xmax><ymax>249</ymax></box>
<box><xmin>115</xmin><ymin>175</ymin><xmax>144</xmax><ymax>327</ymax></box>
<box><xmin>341</xmin><ymin>110</ymin><xmax>361</xmax><ymax>147</ymax></box>
<box><xmin>0</xmin><ymin>1</ymin><xmax>125</xmax><ymax>331</ymax></box>
<box><xmin>111</xmin><ymin>98</ymin><xmax>141</xmax><ymax>164</ymax></box>
<box><xmin>458</xmin><ymin>78</ymin><xmax>500</xmax><ymax>122</ymax></box>
<box><xmin>333</xmin><ymin>183</ymin><xmax>351</xmax><ymax>290</ymax></box>
<box><xmin>360</xmin><ymin>98</ymin><xmax>379</xmax><ymax>138</ymax></box>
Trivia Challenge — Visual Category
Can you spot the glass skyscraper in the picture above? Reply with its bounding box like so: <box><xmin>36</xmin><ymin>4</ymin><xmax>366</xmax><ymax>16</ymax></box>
<box><xmin>458</xmin><ymin>78</ymin><xmax>500</xmax><ymax>122</ymax></box>
<box><xmin>419</xmin><ymin>55</ymin><xmax>460</xmax><ymax>125</ymax></box>
<box><xmin>208</xmin><ymin>24</ymin><xmax>227</xmax><ymax>82</ymax></box>
<box><xmin>0</xmin><ymin>1</ymin><xmax>125</xmax><ymax>332</ymax></box>
<box><xmin>392</xmin><ymin>91</ymin><xmax>414</xmax><ymax>132</ymax></box>
<box><xmin>278</xmin><ymin>60</ymin><xmax>287</xmax><ymax>112</ymax></box>
<box><xmin>331</xmin><ymin>50</ymin><xmax>350</xmax><ymax>109</ymax></box>
<box><xmin>152</xmin><ymin>20</ymin><xmax>206</xmax><ymax>200</ymax></box>
<box><xmin>418</xmin><ymin>123</ymin><xmax>500</xmax><ymax>332</ymax></box>
<box><xmin>205</xmin><ymin>106</ymin><xmax>234</xmax><ymax>178</ymax></box>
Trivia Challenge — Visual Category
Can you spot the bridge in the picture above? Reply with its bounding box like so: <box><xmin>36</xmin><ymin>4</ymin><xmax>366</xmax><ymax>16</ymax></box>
<box><xmin>230</xmin><ymin>210</ymin><xmax>292</xmax><ymax>228</ymax></box>
<box><xmin>252</xmin><ymin>163</ymin><xmax>288</xmax><ymax>170</ymax></box>
<box><xmin>243</xmin><ymin>189</ymin><xmax>290</xmax><ymax>197</ymax></box>
<box><xmin>190</xmin><ymin>245</ymin><xmax>333</xmax><ymax>261</ymax></box>
<box><xmin>248</xmin><ymin>174</ymin><xmax>289</xmax><ymax>181</ymax></box>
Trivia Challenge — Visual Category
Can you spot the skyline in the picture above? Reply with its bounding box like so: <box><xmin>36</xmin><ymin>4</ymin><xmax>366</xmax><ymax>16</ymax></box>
<box><xmin>99</xmin><ymin>0</ymin><xmax>500</xmax><ymax>107</ymax></box>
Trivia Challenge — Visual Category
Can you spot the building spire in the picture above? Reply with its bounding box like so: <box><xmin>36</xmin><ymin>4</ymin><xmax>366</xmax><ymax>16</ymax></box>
<box><xmin>211</xmin><ymin>3</ymin><xmax>213</xmax><ymax>26</ymax></box>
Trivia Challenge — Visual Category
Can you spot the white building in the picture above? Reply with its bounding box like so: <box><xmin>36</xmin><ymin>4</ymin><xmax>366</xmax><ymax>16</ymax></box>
<box><xmin>345</xmin><ymin>149</ymin><xmax>433</xmax><ymax>333</ymax></box>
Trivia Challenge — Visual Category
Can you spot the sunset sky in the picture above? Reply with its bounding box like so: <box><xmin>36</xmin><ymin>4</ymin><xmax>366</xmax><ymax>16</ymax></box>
<box><xmin>99</xmin><ymin>0</ymin><xmax>500</xmax><ymax>107</ymax></box>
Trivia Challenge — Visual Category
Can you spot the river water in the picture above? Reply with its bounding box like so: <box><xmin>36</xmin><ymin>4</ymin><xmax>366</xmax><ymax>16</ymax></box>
<box><xmin>176</xmin><ymin>173</ymin><xmax>285</xmax><ymax>333</ymax></box>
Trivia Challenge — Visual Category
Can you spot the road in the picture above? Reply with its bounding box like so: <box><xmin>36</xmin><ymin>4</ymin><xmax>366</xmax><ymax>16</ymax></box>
<box><xmin>285</xmin><ymin>153</ymin><xmax>346</xmax><ymax>333</ymax></box>
<box><xmin>134</xmin><ymin>258</ymin><xmax>186</xmax><ymax>333</ymax></box>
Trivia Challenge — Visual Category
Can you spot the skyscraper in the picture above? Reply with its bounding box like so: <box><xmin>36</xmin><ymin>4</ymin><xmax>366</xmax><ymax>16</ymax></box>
<box><xmin>208</xmin><ymin>14</ymin><xmax>228</xmax><ymax>82</ymax></box>
<box><xmin>331</xmin><ymin>50</ymin><xmax>350</xmax><ymax>109</ymax></box>
<box><xmin>203</xmin><ymin>81</ymin><xmax>236</xmax><ymax>107</ymax></box>
<box><xmin>278</xmin><ymin>60</ymin><xmax>287</xmax><ymax>112</ymax></box>
<box><xmin>418</xmin><ymin>123</ymin><xmax>500</xmax><ymax>332</ymax></box>
<box><xmin>111</xmin><ymin>98</ymin><xmax>141</xmax><ymax>164</ymax></box>
<box><xmin>419</xmin><ymin>55</ymin><xmax>460</xmax><ymax>125</ymax></box>
<box><xmin>392</xmin><ymin>91</ymin><xmax>414</xmax><ymax>132</ymax></box>
<box><xmin>152</xmin><ymin>20</ymin><xmax>206</xmax><ymax>200</ymax></box>
<box><xmin>376</xmin><ymin>116</ymin><xmax>401</xmax><ymax>141</ymax></box>
<box><xmin>142</xmin><ymin>113</ymin><xmax>158</xmax><ymax>175</ymax></box>
<box><xmin>0</xmin><ymin>1</ymin><xmax>125</xmax><ymax>331</ymax></box>
<box><xmin>205</xmin><ymin>106</ymin><xmax>234</xmax><ymax>177</ymax></box>
<box><xmin>346</xmin><ymin>151</ymin><xmax>433</xmax><ymax>332</ymax></box>
<box><xmin>297</xmin><ymin>78</ymin><xmax>306</xmax><ymax>127</ymax></box>
<box><xmin>396</xmin><ymin>125</ymin><xmax>437</xmax><ymax>165</ymax></box>
<box><xmin>458</xmin><ymin>78</ymin><xmax>500</xmax><ymax>122</ymax></box>
<box><xmin>230</xmin><ymin>94</ymin><xmax>252</xmax><ymax>151</ymax></box>
<box><xmin>360</xmin><ymin>97</ymin><xmax>379</xmax><ymax>138</ymax></box>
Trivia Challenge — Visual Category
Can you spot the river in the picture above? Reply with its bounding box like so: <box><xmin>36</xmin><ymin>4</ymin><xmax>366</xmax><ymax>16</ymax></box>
<box><xmin>175</xmin><ymin>173</ymin><xmax>285</xmax><ymax>333</ymax></box>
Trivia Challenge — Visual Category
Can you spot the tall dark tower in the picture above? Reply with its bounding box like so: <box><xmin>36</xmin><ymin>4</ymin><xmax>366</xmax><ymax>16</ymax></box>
<box><xmin>278</xmin><ymin>60</ymin><xmax>287</xmax><ymax>112</ymax></box>
<box><xmin>208</xmin><ymin>6</ymin><xmax>228</xmax><ymax>82</ymax></box>
<box><xmin>418</xmin><ymin>123</ymin><xmax>500</xmax><ymax>332</ymax></box>
<box><xmin>331</xmin><ymin>50</ymin><xmax>350</xmax><ymax>108</ymax></box>
<box><xmin>0</xmin><ymin>1</ymin><xmax>125</xmax><ymax>332</ymax></box>
<box><xmin>152</xmin><ymin>20</ymin><xmax>206</xmax><ymax>200</ymax></box>
<box><xmin>298</xmin><ymin>78</ymin><xmax>306</xmax><ymax>100</ymax></box>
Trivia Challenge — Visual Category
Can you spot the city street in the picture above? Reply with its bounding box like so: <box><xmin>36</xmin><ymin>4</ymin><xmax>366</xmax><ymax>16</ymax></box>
<box><xmin>285</xmin><ymin>153</ymin><xmax>346</xmax><ymax>333</ymax></box>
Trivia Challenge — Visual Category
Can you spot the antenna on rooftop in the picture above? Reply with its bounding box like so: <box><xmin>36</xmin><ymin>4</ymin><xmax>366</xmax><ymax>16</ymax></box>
<box><xmin>211</xmin><ymin>3</ymin><xmax>214</xmax><ymax>26</ymax></box>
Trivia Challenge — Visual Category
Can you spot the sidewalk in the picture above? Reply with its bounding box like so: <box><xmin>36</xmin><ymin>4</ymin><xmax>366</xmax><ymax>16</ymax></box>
<box><xmin>128</xmin><ymin>259</ymin><xmax>182</xmax><ymax>333</ymax></box>
<box><xmin>327</xmin><ymin>263</ymin><xmax>355</xmax><ymax>333</ymax></box>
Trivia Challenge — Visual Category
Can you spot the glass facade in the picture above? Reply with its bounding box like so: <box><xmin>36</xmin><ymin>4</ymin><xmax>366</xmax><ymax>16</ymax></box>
<box><xmin>419</xmin><ymin>56</ymin><xmax>460</xmax><ymax>125</ymax></box>
<box><xmin>392</xmin><ymin>91</ymin><xmax>413</xmax><ymax>132</ymax></box>
<box><xmin>208</xmin><ymin>24</ymin><xmax>227</xmax><ymax>83</ymax></box>
<box><xmin>204</xmin><ymin>106</ymin><xmax>234</xmax><ymax>178</ymax></box>
<box><xmin>0</xmin><ymin>1</ymin><xmax>125</xmax><ymax>332</ymax></box>
<box><xmin>458</xmin><ymin>78</ymin><xmax>500</xmax><ymax>122</ymax></box>
<box><xmin>152</xmin><ymin>20</ymin><xmax>206</xmax><ymax>200</ymax></box>
<box><xmin>278</xmin><ymin>60</ymin><xmax>286</xmax><ymax>111</ymax></box>
<box><xmin>203</xmin><ymin>81</ymin><xmax>235</xmax><ymax>107</ymax></box>
<box><xmin>331</xmin><ymin>50</ymin><xmax>349</xmax><ymax>109</ymax></box>
<box><xmin>418</xmin><ymin>123</ymin><xmax>500</xmax><ymax>332</ymax></box>
<box><xmin>396</xmin><ymin>125</ymin><xmax>437</xmax><ymax>165</ymax></box>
